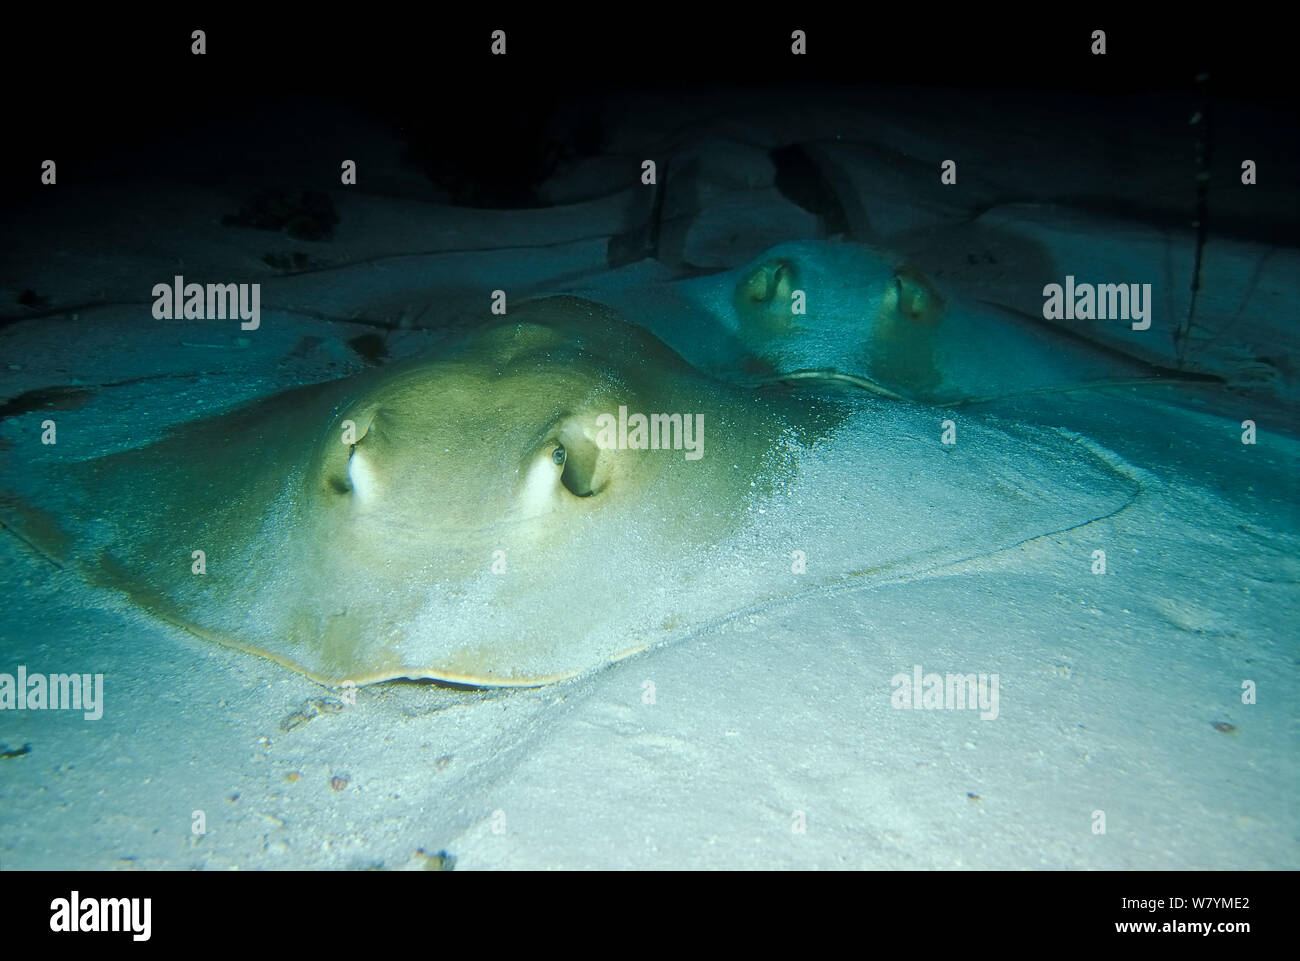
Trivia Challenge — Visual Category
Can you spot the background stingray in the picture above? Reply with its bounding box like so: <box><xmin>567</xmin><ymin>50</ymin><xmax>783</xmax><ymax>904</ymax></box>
<box><xmin>575</xmin><ymin>240</ymin><xmax>1215</xmax><ymax>405</ymax></box>
<box><xmin>0</xmin><ymin>296</ymin><xmax>1136</xmax><ymax>687</ymax></box>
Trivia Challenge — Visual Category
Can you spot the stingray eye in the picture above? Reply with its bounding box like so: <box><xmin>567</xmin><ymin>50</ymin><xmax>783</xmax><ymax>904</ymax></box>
<box><xmin>519</xmin><ymin>430</ymin><xmax>603</xmax><ymax>510</ymax></box>
<box><xmin>346</xmin><ymin>445</ymin><xmax>379</xmax><ymax>502</ymax></box>
<box><xmin>327</xmin><ymin>412</ymin><xmax>380</xmax><ymax>497</ymax></box>
<box><xmin>893</xmin><ymin>266</ymin><xmax>943</xmax><ymax>322</ymax></box>
<box><xmin>555</xmin><ymin>428</ymin><xmax>604</xmax><ymax>498</ymax></box>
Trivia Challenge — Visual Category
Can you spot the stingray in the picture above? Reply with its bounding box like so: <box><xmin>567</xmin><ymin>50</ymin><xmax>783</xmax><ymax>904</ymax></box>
<box><xmin>0</xmin><ymin>296</ymin><xmax>1138</xmax><ymax>686</ymax></box>
<box><xmin>585</xmin><ymin>240</ymin><xmax>1215</xmax><ymax>405</ymax></box>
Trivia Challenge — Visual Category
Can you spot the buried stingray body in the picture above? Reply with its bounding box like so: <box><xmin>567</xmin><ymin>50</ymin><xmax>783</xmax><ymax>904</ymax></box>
<box><xmin>2</xmin><ymin>296</ymin><xmax>1136</xmax><ymax>686</ymax></box>
<box><xmin>7</xmin><ymin>298</ymin><xmax>793</xmax><ymax>685</ymax></box>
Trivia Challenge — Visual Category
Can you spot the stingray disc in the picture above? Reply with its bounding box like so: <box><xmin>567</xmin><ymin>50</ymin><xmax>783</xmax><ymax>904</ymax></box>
<box><xmin>0</xmin><ymin>296</ymin><xmax>1137</xmax><ymax>686</ymax></box>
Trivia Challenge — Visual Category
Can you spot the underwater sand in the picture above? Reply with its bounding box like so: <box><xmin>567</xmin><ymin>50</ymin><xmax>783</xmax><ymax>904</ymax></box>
<box><xmin>0</xmin><ymin>89</ymin><xmax>1295</xmax><ymax>869</ymax></box>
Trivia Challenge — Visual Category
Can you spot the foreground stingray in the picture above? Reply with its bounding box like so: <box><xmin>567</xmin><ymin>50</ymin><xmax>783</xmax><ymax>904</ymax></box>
<box><xmin>1</xmin><ymin>296</ymin><xmax>1136</xmax><ymax>686</ymax></box>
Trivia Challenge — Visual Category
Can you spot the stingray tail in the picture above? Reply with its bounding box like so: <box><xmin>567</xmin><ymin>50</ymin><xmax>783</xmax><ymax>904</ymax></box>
<box><xmin>0</xmin><ymin>488</ymin><xmax>74</xmax><ymax>569</ymax></box>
